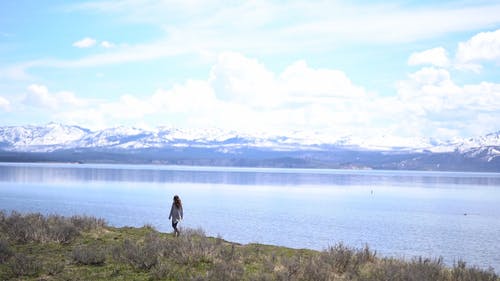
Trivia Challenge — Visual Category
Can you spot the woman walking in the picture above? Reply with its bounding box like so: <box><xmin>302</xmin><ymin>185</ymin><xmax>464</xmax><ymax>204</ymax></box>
<box><xmin>169</xmin><ymin>195</ymin><xmax>183</xmax><ymax>236</ymax></box>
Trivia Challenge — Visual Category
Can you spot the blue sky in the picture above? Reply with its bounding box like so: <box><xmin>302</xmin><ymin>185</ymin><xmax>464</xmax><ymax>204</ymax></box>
<box><xmin>1</xmin><ymin>0</ymin><xmax>500</xmax><ymax>139</ymax></box>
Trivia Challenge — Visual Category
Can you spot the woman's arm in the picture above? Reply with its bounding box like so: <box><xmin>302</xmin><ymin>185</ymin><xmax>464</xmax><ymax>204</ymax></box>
<box><xmin>169</xmin><ymin>204</ymin><xmax>173</xmax><ymax>220</ymax></box>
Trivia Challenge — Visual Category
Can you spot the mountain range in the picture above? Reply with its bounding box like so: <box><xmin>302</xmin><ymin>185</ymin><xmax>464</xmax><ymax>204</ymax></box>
<box><xmin>0</xmin><ymin>123</ymin><xmax>499</xmax><ymax>172</ymax></box>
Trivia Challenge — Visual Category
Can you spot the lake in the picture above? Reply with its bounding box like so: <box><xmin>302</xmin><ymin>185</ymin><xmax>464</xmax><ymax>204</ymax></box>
<box><xmin>1</xmin><ymin>162</ymin><xmax>499</xmax><ymax>271</ymax></box>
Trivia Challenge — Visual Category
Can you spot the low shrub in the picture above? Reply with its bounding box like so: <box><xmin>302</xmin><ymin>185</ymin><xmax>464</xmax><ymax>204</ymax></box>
<box><xmin>451</xmin><ymin>260</ymin><xmax>498</xmax><ymax>281</ymax></box>
<box><xmin>403</xmin><ymin>257</ymin><xmax>446</xmax><ymax>281</ymax></box>
<box><xmin>207</xmin><ymin>259</ymin><xmax>245</xmax><ymax>281</ymax></box>
<box><xmin>70</xmin><ymin>215</ymin><xmax>106</xmax><ymax>231</ymax></box>
<box><xmin>151</xmin><ymin>262</ymin><xmax>193</xmax><ymax>281</ymax></box>
<box><xmin>49</xmin><ymin>218</ymin><xmax>79</xmax><ymax>244</ymax></box>
<box><xmin>3</xmin><ymin>211</ymin><xmax>37</xmax><ymax>243</ymax></box>
<box><xmin>8</xmin><ymin>253</ymin><xmax>42</xmax><ymax>277</ymax></box>
<box><xmin>113</xmin><ymin>237</ymin><xmax>159</xmax><ymax>270</ymax></box>
<box><xmin>356</xmin><ymin>244</ymin><xmax>377</xmax><ymax>264</ymax></box>
<box><xmin>275</xmin><ymin>255</ymin><xmax>303</xmax><ymax>281</ymax></box>
<box><xmin>45</xmin><ymin>261</ymin><xmax>66</xmax><ymax>275</ymax></box>
<box><xmin>1</xmin><ymin>212</ymin><xmax>498</xmax><ymax>281</ymax></box>
<box><xmin>149</xmin><ymin>261</ymin><xmax>169</xmax><ymax>280</ymax></box>
<box><xmin>303</xmin><ymin>256</ymin><xmax>333</xmax><ymax>281</ymax></box>
<box><xmin>0</xmin><ymin>238</ymin><xmax>12</xmax><ymax>263</ymax></box>
<box><xmin>0</xmin><ymin>211</ymin><xmax>106</xmax><ymax>244</ymax></box>
<box><xmin>72</xmin><ymin>244</ymin><xmax>106</xmax><ymax>266</ymax></box>
<box><xmin>359</xmin><ymin>257</ymin><xmax>446</xmax><ymax>281</ymax></box>
<box><xmin>330</xmin><ymin>243</ymin><xmax>358</xmax><ymax>273</ymax></box>
<box><xmin>165</xmin><ymin>228</ymin><xmax>218</xmax><ymax>265</ymax></box>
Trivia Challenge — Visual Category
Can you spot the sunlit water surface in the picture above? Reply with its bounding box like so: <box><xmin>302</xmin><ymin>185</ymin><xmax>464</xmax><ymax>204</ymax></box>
<box><xmin>1</xmin><ymin>163</ymin><xmax>499</xmax><ymax>271</ymax></box>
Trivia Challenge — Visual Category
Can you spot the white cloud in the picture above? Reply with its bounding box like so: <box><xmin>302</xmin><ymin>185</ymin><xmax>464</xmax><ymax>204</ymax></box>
<box><xmin>23</xmin><ymin>84</ymin><xmax>87</xmax><ymax>109</ymax></box>
<box><xmin>0</xmin><ymin>61</ymin><xmax>39</xmax><ymax>80</ymax></box>
<box><xmin>456</xmin><ymin>29</ymin><xmax>500</xmax><ymax>63</ymax></box>
<box><xmin>73</xmin><ymin>37</ymin><xmax>97</xmax><ymax>48</ymax></box>
<box><xmin>5</xmin><ymin>2</ymin><xmax>500</xmax><ymax>77</ymax></box>
<box><xmin>454</xmin><ymin>63</ymin><xmax>483</xmax><ymax>73</ymax></box>
<box><xmin>395</xmin><ymin>67</ymin><xmax>500</xmax><ymax>137</ymax></box>
<box><xmin>152</xmin><ymin>79</ymin><xmax>217</xmax><ymax>113</ymax></box>
<box><xmin>25</xmin><ymin>84</ymin><xmax>51</xmax><ymax>108</ymax></box>
<box><xmin>54</xmin><ymin>108</ymin><xmax>106</xmax><ymax>130</ymax></box>
<box><xmin>405</xmin><ymin>30</ymin><xmax>500</xmax><ymax>73</ymax></box>
<box><xmin>72</xmin><ymin>1</ymin><xmax>500</xmax><ymax>44</ymax></box>
<box><xmin>72</xmin><ymin>37</ymin><xmax>115</xmax><ymax>49</ymax></box>
<box><xmin>41</xmin><ymin>41</ymin><xmax>185</xmax><ymax>68</ymax></box>
<box><xmin>17</xmin><ymin>1</ymin><xmax>490</xmax><ymax>71</ymax></box>
<box><xmin>0</xmin><ymin>96</ymin><xmax>10</xmax><ymax>111</ymax></box>
<box><xmin>101</xmin><ymin>94</ymin><xmax>155</xmax><ymax>119</ymax></box>
<box><xmin>207</xmin><ymin>52</ymin><xmax>368</xmax><ymax>109</ymax></box>
<box><xmin>408</xmin><ymin>47</ymin><xmax>450</xmax><ymax>67</ymax></box>
<box><xmin>408</xmin><ymin>67</ymin><xmax>452</xmax><ymax>86</ymax></box>
<box><xmin>304</xmin><ymin>3</ymin><xmax>500</xmax><ymax>43</ymax></box>
<box><xmin>280</xmin><ymin>60</ymin><xmax>366</xmax><ymax>99</ymax></box>
<box><xmin>101</xmin><ymin>41</ymin><xmax>114</xmax><ymax>48</ymax></box>
<box><xmin>49</xmin><ymin>52</ymin><xmax>374</xmax><ymax>134</ymax></box>
<box><xmin>209</xmin><ymin>52</ymin><xmax>278</xmax><ymax>107</ymax></box>
<box><xmin>13</xmin><ymin>53</ymin><xmax>500</xmax><ymax>138</ymax></box>
<box><xmin>397</xmin><ymin>67</ymin><xmax>458</xmax><ymax>114</ymax></box>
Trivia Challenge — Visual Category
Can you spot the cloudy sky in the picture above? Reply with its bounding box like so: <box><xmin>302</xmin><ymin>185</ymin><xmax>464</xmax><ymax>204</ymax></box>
<box><xmin>1</xmin><ymin>0</ymin><xmax>500</xmax><ymax>139</ymax></box>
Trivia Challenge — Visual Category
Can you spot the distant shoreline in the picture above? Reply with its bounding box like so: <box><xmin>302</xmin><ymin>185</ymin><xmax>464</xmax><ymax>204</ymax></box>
<box><xmin>2</xmin><ymin>160</ymin><xmax>500</xmax><ymax>175</ymax></box>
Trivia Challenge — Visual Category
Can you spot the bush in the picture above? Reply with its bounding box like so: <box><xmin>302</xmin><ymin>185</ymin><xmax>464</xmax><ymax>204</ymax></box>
<box><xmin>149</xmin><ymin>261</ymin><xmax>169</xmax><ymax>280</ymax></box>
<box><xmin>2</xmin><ymin>212</ymin><xmax>499</xmax><ymax>281</ymax></box>
<box><xmin>113</xmin><ymin>237</ymin><xmax>159</xmax><ymax>270</ymax></box>
<box><xmin>207</xmin><ymin>259</ymin><xmax>245</xmax><ymax>281</ymax></box>
<box><xmin>72</xmin><ymin>244</ymin><xmax>106</xmax><ymax>266</ymax></box>
<box><xmin>403</xmin><ymin>257</ymin><xmax>446</xmax><ymax>281</ymax></box>
<box><xmin>3</xmin><ymin>211</ymin><xmax>38</xmax><ymax>243</ymax></box>
<box><xmin>0</xmin><ymin>239</ymin><xmax>12</xmax><ymax>263</ymax></box>
<box><xmin>150</xmin><ymin>262</ymin><xmax>189</xmax><ymax>280</ymax></box>
<box><xmin>45</xmin><ymin>261</ymin><xmax>65</xmax><ymax>275</ymax></box>
<box><xmin>165</xmin><ymin>228</ymin><xmax>217</xmax><ymax>265</ymax></box>
<box><xmin>0</xmin><ymin>211</ymin><xmax>105</xmax><ymax>244</ymax></box>
<box><xmin>451</xmin><ymin>260</ymin><xmax>498</xmax><ymax>281</ymax></box>
<box><xmin>359</xmin><ymin>257</ymin><xmax>446</xmax><ymax>281</ymax></box>
<box><xmin>303</xmin><ymin>256</ymin><xmax>332</xmax><ymax>281</ymax></box>
<box><xmin>8</xmin><ymin>253</ymin><xmax>42</xmax><ymax>277</ymax></box>
<box><xmin>70</xmin><ymin>215</ymin><xmax>106</xmax><ymax>232</ymax></box>
<box><xmin>275</xmin><ymin>255</ymin><xmax>303</xmax><ymax>281</ymax></box>
<box><xmin>48</xmin><ymin>218</ymin><xmax>79</xmax><ymax>244</ymax></box>
<box><xmin>356</xmin><ymin>244</ymin><xmax>377</xmax><ymax>264</ymax></box>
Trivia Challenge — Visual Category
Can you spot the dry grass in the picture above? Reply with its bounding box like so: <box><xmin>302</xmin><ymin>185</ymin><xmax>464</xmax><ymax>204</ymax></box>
<box><xmin>72</xmin><ymin>243</ymin><xmax>106</xmax><ymax>265</ymax></box>
<box><xmin>0</xmin><ymin>211</ymin><xmax>498</xmax><ymax>281</ymax></box>
<box><xmin>0</xmin><ymin>210</ymin><xmax>105</xmax><ymax>244</ymax></box>
<box><xmin>0</xmin><ymin>238</ymin><xmax>12</xmax><ymax>263</ymax></box>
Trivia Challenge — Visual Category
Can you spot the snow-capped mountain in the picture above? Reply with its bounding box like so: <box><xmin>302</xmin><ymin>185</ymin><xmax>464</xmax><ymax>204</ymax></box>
<box><xmin>0</xmin><ymin>123</ymin><xmax>499</xmax><ymax>171</ymax></box>
<box><xmin>0</xmin><ymin>124</ymin><xmax>274</xmax><ymax>152</ymax></box>
<box><xmin>0</xmin><ymin>123</ymin><xmax>90</xmax><ymax>149</ymax></box>
<box><xmin>0</xmin><ymin>123</ymin><xmax>459</xmax><ymax>152</ymax></box>
<box><xmin>0</xmin><ymin>123</ymin><xmax>496</xmax><ymax>153</ymax></box>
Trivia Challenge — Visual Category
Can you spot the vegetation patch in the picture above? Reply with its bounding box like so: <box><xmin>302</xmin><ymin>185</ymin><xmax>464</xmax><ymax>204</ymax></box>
<box><xmin>72</xmin><ymin>243</ymin><xmax>106</xmax><ymax>266</ymax></box>
<box><xmin>0</xmin><ymin>239</ymin><xmax>13</xmax><ymax>263</ymax></box>
<box><xmin>0</xmin><ymin>210</ymin><xmax>498</xmax><ymax>281</ymax></box>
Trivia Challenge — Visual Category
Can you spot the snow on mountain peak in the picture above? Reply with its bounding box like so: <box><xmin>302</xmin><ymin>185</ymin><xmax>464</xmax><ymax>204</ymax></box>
<box><xmin>0</xmin><ymin>124</ymin><xmax>499</xmax><ymax>154</ymax></box>
<box><xmin>0</xmin><ymin>124</ymin><xmax>89</xmax><ymax>150</ymax></box>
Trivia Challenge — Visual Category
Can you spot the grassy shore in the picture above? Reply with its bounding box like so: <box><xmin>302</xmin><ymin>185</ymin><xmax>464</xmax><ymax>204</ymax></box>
<box><xmin>0</xmin><ymin>211</ymin><xmax>498</xmax><ymax>281</ymax></box>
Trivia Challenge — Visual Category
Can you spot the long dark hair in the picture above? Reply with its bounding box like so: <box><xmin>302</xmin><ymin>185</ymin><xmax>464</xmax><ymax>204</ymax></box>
<box><xmin>173</xmin><ymin>195</ymin><xmax>182</xmax><ymax>208</ymax></box>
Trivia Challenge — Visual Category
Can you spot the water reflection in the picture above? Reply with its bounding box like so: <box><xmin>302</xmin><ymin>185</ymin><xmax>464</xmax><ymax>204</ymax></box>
<box><xmin>1</xmin><ymin>163</ymin><xmax>500</xmax><ymax>272</ymax></box>
<box><xmin>1</xmin><ymin>163</ymin><xmax>500</xmax><ymax>186</ymax></box>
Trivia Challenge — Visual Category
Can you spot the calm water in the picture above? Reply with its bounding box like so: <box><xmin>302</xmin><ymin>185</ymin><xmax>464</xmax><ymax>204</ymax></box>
<box><xmin>1</xmin><ymin>162</ymin><xmax>499</xmax><ymax>271</ymax></box>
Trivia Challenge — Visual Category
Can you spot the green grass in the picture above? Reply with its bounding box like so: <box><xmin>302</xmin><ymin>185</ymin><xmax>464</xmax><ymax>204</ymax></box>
<box><xmin>0</xmin><ymin>211</ymin><xmax>498</xmax><ymax>281</ymax></box>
